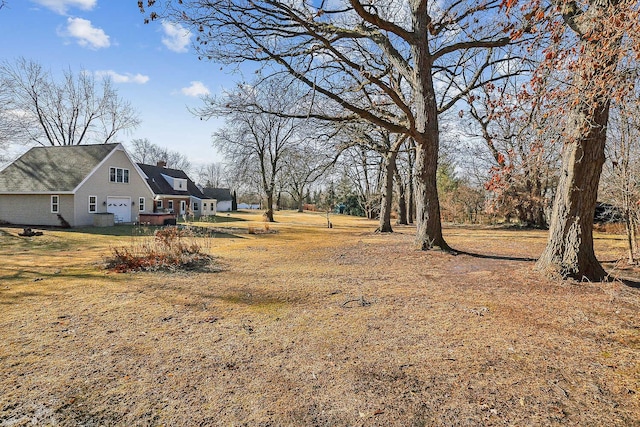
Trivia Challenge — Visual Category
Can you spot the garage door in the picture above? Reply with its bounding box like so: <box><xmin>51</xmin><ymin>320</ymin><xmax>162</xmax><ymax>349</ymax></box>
<box><xmin>107</xmin><ymin>197</ymin><xmax>131</xmax><ymax>223</ymax></box>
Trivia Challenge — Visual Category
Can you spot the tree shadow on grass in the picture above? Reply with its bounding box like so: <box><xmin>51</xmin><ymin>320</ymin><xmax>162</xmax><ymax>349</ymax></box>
<box><xmin>453</xmin><ymin>249</ymin><xmax>640</xmax><ymax>288</ymax></box>
<box><xmin>453</xmin><ymin>250</ymin><xmax>640</xmax><ymax>289</ymax></box>
<box><xmin>453</xmin><ymin>249</ymin><xmax>537</xmax><ymax>263</ymax></box>
<box><xmin>618</xmin><ymin>279</ymin><xmax>640</xmax><ymax>288</ymax></box>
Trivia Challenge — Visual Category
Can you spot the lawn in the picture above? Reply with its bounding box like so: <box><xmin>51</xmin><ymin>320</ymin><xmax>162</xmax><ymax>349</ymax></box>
<box><xmin>0</xmin><ymin>211</ymin><xmax>638</xmax><ymax>426</ymax></box>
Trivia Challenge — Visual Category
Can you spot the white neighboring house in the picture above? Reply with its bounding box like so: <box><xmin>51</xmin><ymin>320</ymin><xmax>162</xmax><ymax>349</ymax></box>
<box><xmin>0</xmin><ymin>143</ymin><xmax>155</xmax><ymax>227</ymax></box>
<box><xmin>202</xmin><ymin>188</ymin><xmax>233</xmax><ymax>212</ymax></box>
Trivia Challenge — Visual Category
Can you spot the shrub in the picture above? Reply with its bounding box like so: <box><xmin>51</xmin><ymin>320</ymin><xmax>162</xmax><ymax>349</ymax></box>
<box><xmin>106</xmin><ymin>226</ymin><xmax>214</xmax><ymax>273</ymax></box>
<box><xmin>247</xmin><ymin>222</ymin><xmax>275</xmax><ymax>235</ymax></box>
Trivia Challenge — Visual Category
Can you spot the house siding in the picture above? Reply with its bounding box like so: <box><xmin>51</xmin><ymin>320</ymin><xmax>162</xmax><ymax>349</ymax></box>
<box><xmin>74</xmin><ymin>149</ymin><xmax>155</xmax><ymax>226</ymax></box>
<box><xmin>0</xmin><ymin>194</ymin><xmax>74</xmax><ymax>226</ymax></box>
<box><xmin>217</xmin><ymin>200</ymin><xmax>233</xmax><ymax>212</ymax></box>
<box><xmin>201</xmin><ymin>199</ymin><xmax>217</xmax><ymax>217</ymax></box>
<box><xmin>187</xmin><ymin>196</ymin><xmax>217</xmax><ymax>218</ymax></box>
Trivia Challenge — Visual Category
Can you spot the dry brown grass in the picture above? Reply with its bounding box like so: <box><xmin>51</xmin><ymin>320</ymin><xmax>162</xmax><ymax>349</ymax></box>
<box><xmin>1</xmin><ymin>211</ymin><xmax>639</xmax><ymax>426</ymax></box>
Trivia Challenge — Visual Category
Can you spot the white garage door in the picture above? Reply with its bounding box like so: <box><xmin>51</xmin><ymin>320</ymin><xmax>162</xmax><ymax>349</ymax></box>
<box><xmin>107</xmin><ymin>197</ymin><xmax>131</xmax><ymax>223</ymax></box>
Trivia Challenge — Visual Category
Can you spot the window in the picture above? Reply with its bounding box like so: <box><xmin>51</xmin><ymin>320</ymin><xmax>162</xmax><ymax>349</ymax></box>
<box><xmin>171</xmin><ymin>178</ymin><xmax>187</xmax><ymax>191</ymax></box>
<box><xmin>51</xmin><ymin>195</ymin><xmax>59</xmax><ymax>213</ymax></box>
<box><xmin>88</xmin><ymin>195</ymin><xmax>97</xmax><ymax>213</ymax></box>
<box><xmin>168</xmin><ymin>200</ymin><xmax>174</xmax><ymax>210</ymax></box>
<box><xmin>156</xmin><ymin>200</ymin><xmax>162</xmax><ymax>209</ymax></box>
<box><xmin>109</xmin><ymin>167</ymin><xmax>130</xmax><ymax>183</ymax></box>
<box><xmin>193</xmin><ymin>202</ymin><xmax>199</xmax><ymax>211</ymax></box>
<box><xmin>203</xmin><ymin>202</ymin><xmax>207</xmax><ymax>210</ymax></box>
<box><xmin>139</xmin><ymin>197</ymin><xmax>145</xmax><ymax>212</ymax></box>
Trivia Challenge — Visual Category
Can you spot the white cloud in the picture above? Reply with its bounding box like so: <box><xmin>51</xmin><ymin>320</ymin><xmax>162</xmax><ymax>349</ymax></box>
<box><xmin>64</xmin><ymin>17</ymin><xmax>110</xmax><ymax>49</ymax></box>
<box><xmin>31</xmin><ymin>0</ymin><xmax>96</xmax><ymax>15</ymax></box>
<box><xmin>161</xmin><ymin>22</ymin><xmax>191</xmax><ymax>53</ymax></box>
<box><xmin>95</xmin><ymin>70</ymin><xmax>150</xmax><ymax>84</ymax></box>
<box><xmin>181</xmin><ymin>81</ymin><xmax>210</xmax><ymax>97</ymax></box>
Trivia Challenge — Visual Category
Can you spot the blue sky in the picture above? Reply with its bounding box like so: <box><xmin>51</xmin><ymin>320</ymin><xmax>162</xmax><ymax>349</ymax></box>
<box><xmin>0</xmin><ymin>0</ymin><xmax>239</xmax><ymax>166</ymax></box>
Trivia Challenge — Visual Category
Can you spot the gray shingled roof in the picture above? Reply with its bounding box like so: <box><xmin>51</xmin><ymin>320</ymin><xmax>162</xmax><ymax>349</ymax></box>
<box><xmin>0</xmin><ymin>144</ymin><xmax>119</xmax><ymax>193</ymax></box>
<box><xmin>137</xmin><ymin>163</ymin><xmax>205</xmax><ymax>199</ymax></box>
<box><xmin>202</xmin><ymin>187</ymin><xmax>233</xmax><ymax>201</ymax></box>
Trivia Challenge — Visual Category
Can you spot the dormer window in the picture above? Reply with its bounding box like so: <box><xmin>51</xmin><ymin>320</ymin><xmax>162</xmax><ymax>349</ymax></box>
<box><xmin>161</xmin><ymin>174</ymin><xmax>187</xmax><ymax>191</ymax></box>
<box><xmin>175</xmin><ymin>179</ymin><xmax>186</xmax><ymax>190</ymax></box>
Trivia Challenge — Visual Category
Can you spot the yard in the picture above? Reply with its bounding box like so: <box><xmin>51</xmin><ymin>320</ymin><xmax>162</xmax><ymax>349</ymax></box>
<box><xmin>0</xmin><ymin>211</ymin><xmax>638</xmax><ymax>426</ymax></box>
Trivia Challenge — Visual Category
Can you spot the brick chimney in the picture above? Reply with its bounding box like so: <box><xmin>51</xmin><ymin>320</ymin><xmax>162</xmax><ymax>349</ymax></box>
<box><xmin>157</xmin><ymin>160</ymin><xmax>167</xmax><ymax>168</ymax></box>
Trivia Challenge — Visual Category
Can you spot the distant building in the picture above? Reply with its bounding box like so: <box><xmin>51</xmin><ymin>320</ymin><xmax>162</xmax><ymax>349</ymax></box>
<box><xmin>202</xmin><ymin>187</ymin><xmax>233</xmax><ymax>212</ymax></box>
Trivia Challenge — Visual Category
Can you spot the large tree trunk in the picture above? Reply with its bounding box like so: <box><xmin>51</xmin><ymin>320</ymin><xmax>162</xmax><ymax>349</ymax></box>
<box><xmin>536</xmin><ymin>3</ymin><xmax>622</xmax><ymax>281</ymax></box>
<box><xmin>535</xmin><ymin>104</ymin><xmax>610</xmax><ymax>280</ymax></box>
<box><xmin>411</xmin><ymin>5</ymin><xmax>448</xmax><ymax>251</ymax></box>
<box><xmin>378</xmin><ymin>151</ymin><xmax>397</xmax><ymax>232</ymax></box>
<box><xmin>414</xmin><ymin>140</ymin><xmax>448</xmax><ymax>250</ymax></box>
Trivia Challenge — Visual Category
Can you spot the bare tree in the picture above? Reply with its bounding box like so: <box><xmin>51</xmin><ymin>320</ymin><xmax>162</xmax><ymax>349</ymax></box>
<box><xmin>281</xmin><ymin>140</ymin><xmax>336</xmax><ymax>213</ymax></box>
<box><xmin>0</xmin><ymin>58</ymin><xmax>139</xmax><ymax>147</ymax></box>
<box><xmin>602</xmin><ymin>98</ymin><xmax>640</xmax><ymax>264</ymax></box>
<box><xmin>197</xmin><ymin>162</ymin><xmax>226</xmax><ymax>188</ymax></box>
<box><xmin>199</xmin><ymin>81</ymin><xmax>302</xmax><ymax>222</ymax></box>
<box><xmin>141</xmin><ymin>0</ymin><xmax>529</xmax><ymax>251</ymax></box>
<box><xmin>0</xmin><ymin>71</ymin><xmax>16</xmax><ymax>159</ymax></box>
<box><xmin>347</xmin><ymin>124</ymin><xmax>407</xmax><ymax>232</ymax></box>
<box><xmin>127</xmin><ymin>138</ymin><xmax>192</xmax><ymax>172</ymax></box>
<box><xmin>128</xmin><ymin>138</ymin><xmax>156</xmax><ymax>164</ymax></box>
<box><xmin>340</xmin><ymin>146</ymin><xmax>385</xmax><ymax>220</ymax></box>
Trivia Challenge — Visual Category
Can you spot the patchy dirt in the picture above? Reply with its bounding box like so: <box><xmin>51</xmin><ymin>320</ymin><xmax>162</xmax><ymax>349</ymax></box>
<box><xmin>0</xmin><ymin>214</ymin><xmax>638</xmax><ymax>426</ymax></box>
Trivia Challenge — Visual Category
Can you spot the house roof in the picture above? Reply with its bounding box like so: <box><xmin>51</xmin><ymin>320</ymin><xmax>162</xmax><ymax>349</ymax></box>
<box><xmin>137</xmin><ymin>163</ymin><xmax>205</xmax><ymax>199</ymax></box>
<box><xmin>0</xmin><ymin>143</ymin><xmax>119</xmax><ymax>193</ymax></box>
<box><xmin>202</xmin><ymin>187</ymin><xmax>233</xmax><ymax>201</ymax></box>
